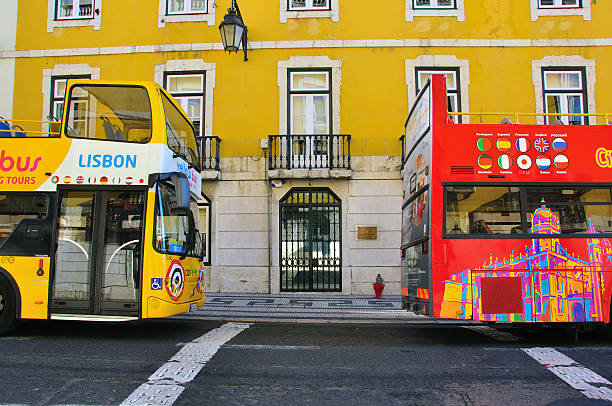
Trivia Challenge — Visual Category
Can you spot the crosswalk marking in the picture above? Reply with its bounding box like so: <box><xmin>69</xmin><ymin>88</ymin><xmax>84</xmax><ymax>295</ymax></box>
<box><xmin>523</xmin><ymin>347</ymin><xmax>612</xmax><ymax>401</ymax></box>
<box><xmin>121</xmin><ymin>322</ymin><xmax>251</xmax><ymax>406</ymax></box>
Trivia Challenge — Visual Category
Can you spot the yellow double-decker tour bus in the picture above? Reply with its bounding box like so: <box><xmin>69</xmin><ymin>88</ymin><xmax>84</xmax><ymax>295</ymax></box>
<box><xmin>0</xmin><ymin>80</ymin><xmax>206</xmax><ymax>334</ymax></box>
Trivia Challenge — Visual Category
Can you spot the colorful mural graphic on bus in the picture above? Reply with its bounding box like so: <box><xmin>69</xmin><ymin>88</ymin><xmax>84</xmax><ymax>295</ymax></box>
<box><xmin>440</xmin><ymin>203</ymin><xmax>609</xmax><ymax>322</ymax></box>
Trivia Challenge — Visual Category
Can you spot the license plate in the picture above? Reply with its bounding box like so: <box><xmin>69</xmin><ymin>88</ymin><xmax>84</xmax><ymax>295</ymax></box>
<box><xmin>189</xmin><ymin>303</ymin><xmax>199</xmax><ymax>312</ymax></box>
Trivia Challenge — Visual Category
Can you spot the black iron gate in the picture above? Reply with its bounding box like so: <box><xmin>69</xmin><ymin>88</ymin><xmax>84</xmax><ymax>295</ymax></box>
<box><xmin>280</xmin><ymin>188</ymin><xmax>341</xmax><ymax>292</ymax></box>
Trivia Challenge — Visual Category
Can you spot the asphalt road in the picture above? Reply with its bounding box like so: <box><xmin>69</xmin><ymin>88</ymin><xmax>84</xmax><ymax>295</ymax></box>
<box><xmin>0</xmin><ymin>319</ymin><xmax>611</xmax><ymax>405</ymax></box>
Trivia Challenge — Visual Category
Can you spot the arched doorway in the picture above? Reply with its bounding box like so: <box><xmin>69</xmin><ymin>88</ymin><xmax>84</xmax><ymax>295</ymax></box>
<box><xmin>280</xmin><ymin>188</ymin><xmax>341</xmax><ymax>292</ymax></box>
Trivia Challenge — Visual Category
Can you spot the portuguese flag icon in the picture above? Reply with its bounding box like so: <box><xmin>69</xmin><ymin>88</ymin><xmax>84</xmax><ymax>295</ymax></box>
<box><xmin>478</xmin><ymin>154</ymin><xmax>493</xmax><ymax>170</ymax></box>
<box><xmin>477</xmin><ymin>137</ymin><xmax>492</xmax><ymax>152</ymax></box>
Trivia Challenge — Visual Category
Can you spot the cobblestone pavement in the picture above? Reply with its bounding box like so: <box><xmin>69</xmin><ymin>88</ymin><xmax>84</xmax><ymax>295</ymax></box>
<box><xmin>174</xmin><ymin>293</ymin><xmax>469</xmax><ymax>324</ymax></box>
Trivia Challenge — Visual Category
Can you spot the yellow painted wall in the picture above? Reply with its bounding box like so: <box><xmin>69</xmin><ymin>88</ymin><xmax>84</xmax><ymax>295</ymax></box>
<box><xmin>11</xmin><ymin>1</ymin><xmax>612</xmax><ymax>158</ymax></box>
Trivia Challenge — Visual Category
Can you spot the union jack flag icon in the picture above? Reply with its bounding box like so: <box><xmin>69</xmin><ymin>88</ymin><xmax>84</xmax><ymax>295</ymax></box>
<box><xmin>534</xmin><ymin>137</ymin><xmax>549</xmax><ymax>153</ymax></box>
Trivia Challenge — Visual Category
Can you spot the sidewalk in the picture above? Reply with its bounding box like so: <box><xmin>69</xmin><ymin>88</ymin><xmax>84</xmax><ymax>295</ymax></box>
<box><xmin>174</xmin><ymin>293</ymin><xmax>467</xmax><ymax>324</ymax></box>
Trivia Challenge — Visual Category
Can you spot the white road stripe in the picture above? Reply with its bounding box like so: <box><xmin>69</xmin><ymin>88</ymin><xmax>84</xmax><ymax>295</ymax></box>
<box><xmin>225</xmin><ymin>344</ymin><xmax>321</xmax><ymax>350</ymax></box>
<box><xmin>523</xmin><ymin>347</ymin><xmax>612</xmax><ymax>401</ymax></box>
<box><xmin>462</xmin><ymin>325</ymin><xmax>522</xmax><ymax>342</ymax></box>
<box><xmin>121</xmin><ymin>322</ymin><xmax>251</xmax><ymax>406</ymax></box>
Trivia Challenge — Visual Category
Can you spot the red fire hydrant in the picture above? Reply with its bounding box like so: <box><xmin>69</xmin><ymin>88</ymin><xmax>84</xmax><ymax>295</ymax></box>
<box><xmin>373</xmin><ymin>274</ymin><xmax>385</xmax><ymax>299</ymax></box>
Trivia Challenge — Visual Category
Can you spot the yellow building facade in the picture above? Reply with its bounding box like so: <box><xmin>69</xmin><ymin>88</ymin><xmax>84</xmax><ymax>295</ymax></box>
<box><xmin>3</xmin><ymin>0</ymin><xmax>612</xmax><ymax>294</ymax></box>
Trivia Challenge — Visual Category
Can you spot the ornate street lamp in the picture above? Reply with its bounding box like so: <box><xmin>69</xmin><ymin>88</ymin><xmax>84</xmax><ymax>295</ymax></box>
<box><xmin>218</xmin><ymin>0</ymin><xmax>248</xmax><ymax>61</ymax></box>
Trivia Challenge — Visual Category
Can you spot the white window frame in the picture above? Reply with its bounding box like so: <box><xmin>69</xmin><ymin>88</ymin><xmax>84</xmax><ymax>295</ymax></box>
<box><xmin>55</xmin><ymin>0</ymin><xmax>94</xmax><ymax>20</ymax></box>
<box><xmin>413</xmin><ymin>0</ymin><xmax>456</xmax><ymax>9</ymax></box>
<box><xmin>50</xmin><ymin>75</ymin><xmax>91</xmax><ymax>123</ymax></box>
<box><xmin>158</xmin><ymin>0</ymin><xmax>214</xmax><ymax>27</ymax></box>
<box><xmin>406</xmin><ymin>0</ymin><xmax>464</xmax><ymax>21</ymax></box>
<box><xmin>538</xmin><ymin>0</ymin><xmax>580</xmax><ymax>8</ymax></box>
<box><xmin>42</xmin><ymin>64</ymin><xmax>100</xmax><ymax>125</ymax></box>
<box><xmin>289</xmin><ymin>71</ymin><xmax>331</xmax><ymax>135</ymax></box>
<box><xmin>416</xmin><ymin>68</ymin><xmax>460</xmax><ymax>122</ymax></box>
<box><xmin>164</xmin><ymin>73</ymin><xmax>205</xmax><ymax>137</ymax></box>
<box><xmin>288</xmin><ymin>0</ymin><xmax>331</xmax><ymax>11</ymax></box>
<box><xmin>280</xmin><ymin>0</ymin><xmax>339</xmax><ymax>23</ymax></box>
<box><xmin>532</xmin><ymin>55</ymin><xmax>596</xmax><ymax>125</ymax></box>
<box><xmin>47</xmin><ymin>0</ymin><xmax>101</xmax><ymax>32</ymax></box>
<box><xmin>155</xmin><ymin>59</ymin><xmax>216</xmax><ymax>138</ymax></box>
<box><xmin>406</xmin><ymin>55</ymin><xmax>470</xmax><ymax>123</ymax></box>
<box><xmin>278</xmin><ymin>56</ymin><xmax>341</xmax><ymax>137</ymax></box>
<box><xmin>542</xmin><ymin>69</ymin><xmax>586</xmax><ymax>125</ymax></box>
<box><xmin>530</xmin><ymin>0</ymin><xmax>590</xmax><ymax>20</ymax></box>
<box><xmin>198</xmin><ymin>195</ymin><xmax>211</xmax><ymax>265</ymax></box>
<box><xmin>166</xmin><ymin>0</ymin><xmax>208</xmax><ymax>15</ymax></box>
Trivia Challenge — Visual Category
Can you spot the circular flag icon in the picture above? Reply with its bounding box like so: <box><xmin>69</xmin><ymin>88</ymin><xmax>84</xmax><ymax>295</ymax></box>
<box><xmin>76</xmin><ymin>176</ymin><xmax>84</xmax><ymax>184</ymax></box>
<box><xmin>477</xmin><ymin>137</ymin><xmax>492</xmax><ymax>152</ymax></box>
<box><xmin>88</xmin><ymin>176</ymin><xmax>97</xmax><ymax>183</ymax></box>
<box><xmin>498</xmin><ymin>154</ymin><xmax>513</xmax><ymax>170</ymax></box>
<box><xmin>125</xmin><ymin>176</ymin><xmax>134</xmax><ymax>185</ymax></box>
<box><xmin>478</xmin><ymin>154</ymin><xmax>493</xmax><ymax>170</ymax></box>
<box><xmin>536</xmin><ymin>155</ymin><xmax>551</xmax><ymax>170</ymax></box>
<box><xmin>552</xmin><ymin>137</ymin><xmax>567</xmax><ymax>152</ymax></box>
<box><xmin>63</xmin><ymin>176</ymin><xmax>71</xmax><ymax>184</ymax></box>
<box><xmin>496</xmin><ymin>137</ymin><xmax>512</xmax><ymax>152</ymax></box>
<box><xmin>100</xmin><ymin>176</ymin><xmax>108</xmax><ymax>185</ymax></box>
<box><xmin>517</xmin><ymin>154</ymin><xmax>532</xmax><ymax>170</ymax></box>
<box><xmin>51</xmin><ymin>176</ymin><xmax>59</xmax><ymax>184</ymax></box>
<box><xmin>534</xmin><ymin>137</ymin><xmax>550</xmax><ymax>153</ymax></box>
<box><xmin>554</xmin><ymin>154</ymin><xmax>569</xmax><ymax>169</ymax></box>
<box><xmin>515</xmin><ymin>137</ymin><xmax>530</xmax><ymax>152</ymax></box>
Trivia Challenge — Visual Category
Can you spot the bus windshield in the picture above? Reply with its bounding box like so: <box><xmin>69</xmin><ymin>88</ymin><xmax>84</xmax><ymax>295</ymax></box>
<box><xmin>154</xmin><ymin>181</ymin><xmax>201</xmax><ymax>257</ymax></box>
<box><xmin>161</xmin><ymin>93</ymin><xmax>201</xmax><ymax>171</ymax></box>
<box><xmin>65</xmin><ymin>85</ymin><xmax>152</xmax><ymax>143</ymax></box>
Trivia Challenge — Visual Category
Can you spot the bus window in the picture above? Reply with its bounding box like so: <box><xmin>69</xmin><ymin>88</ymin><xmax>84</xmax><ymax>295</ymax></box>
<box><xmin>189</xmin><ymin>199</ymin><xmax>203</xmax><ymax>258</ymax></box>
<box><xmin>0</xmin><ymin>194</ymin><xmax>49</xmax><ymax>246</ymax></box>
<box><xmin>525</xmin><ymin>187</ymin><xmax>612</xmax><ymax>233</ymax></box>
<box><xmin>161</xmin><ymin>93</ymin><xmax>201</xmax><ymax>172</ymax></box>
<box><xmin>65</xmin><ymin>85</ymin><xmax>152</xmax><ymax>143</ymax></box>
<box><xmin>445</xmin><ymin>186</ymin><xmax>521</xmax><ymax>234</ymax></box>
<box><xmin>155</xmin><ymin>182</ymin><xmax>188</xmax><ymax>255</ymax></box>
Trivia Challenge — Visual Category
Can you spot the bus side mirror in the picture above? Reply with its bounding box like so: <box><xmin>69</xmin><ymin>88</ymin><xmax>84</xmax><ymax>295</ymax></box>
<box><xmin>149</xmin><ymin>172</ymin><xmax>190</xmax><ymax>211</ymax></box>
<box><xmin>172</xmin><ymin>176</ymin><xmax>190</xmax><ymax>211</ymax></box>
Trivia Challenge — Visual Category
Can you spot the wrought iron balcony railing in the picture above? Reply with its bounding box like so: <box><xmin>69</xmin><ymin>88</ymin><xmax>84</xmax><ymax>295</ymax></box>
<box><xmin>196</xmin><ymin>135</ymin><xmax>221</xmax><ymax>171</ymax></box>
<box><xmin>268</xmin><ymin>134</ymin><xmax>351</xmax><ymax>170</ymax></box>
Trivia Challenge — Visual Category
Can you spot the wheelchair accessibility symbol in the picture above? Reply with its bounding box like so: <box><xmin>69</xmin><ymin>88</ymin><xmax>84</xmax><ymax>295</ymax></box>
<box><xmin>151</xmin><ymin>278</ymin><xmax>163</xmax><ymax>290</ymax></box>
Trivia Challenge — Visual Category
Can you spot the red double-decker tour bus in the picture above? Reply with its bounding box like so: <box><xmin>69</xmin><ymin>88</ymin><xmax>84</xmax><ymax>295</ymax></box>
<box><xmin>401</xmin><ymin>74</ymin><xmax>612</xmax><ymax>325</ymax></box>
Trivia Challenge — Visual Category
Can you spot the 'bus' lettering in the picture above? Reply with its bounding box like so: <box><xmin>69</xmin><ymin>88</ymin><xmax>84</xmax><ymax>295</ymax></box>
<box><xmin>78</xmin><ymin>154</ymin><xmax>137</xmax><ymax>169</ymax></box>
<box><xmin>0</xmin><ymin>150</ymin><xmax>42</xmax><ymax>172</ymax></box>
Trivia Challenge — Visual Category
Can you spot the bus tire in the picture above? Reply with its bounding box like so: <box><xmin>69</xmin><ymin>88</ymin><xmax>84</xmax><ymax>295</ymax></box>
<box><xmin>0</xmin><ymin>277</ymin><xmax>18</xmax><ymax>335</ymax></box>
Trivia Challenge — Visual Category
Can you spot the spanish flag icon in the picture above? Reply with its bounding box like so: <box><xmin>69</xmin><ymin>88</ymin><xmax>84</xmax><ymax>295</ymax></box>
<box><xmin>496</xmin><ymin>137</ymin><xmax>512</xmax><ymax>152</ymax></box>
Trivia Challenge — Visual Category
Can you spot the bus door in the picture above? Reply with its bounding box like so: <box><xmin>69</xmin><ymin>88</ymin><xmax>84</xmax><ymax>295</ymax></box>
<box><xmin>51</xmin><ymin>189</ymin><xmax>146</xmax><ymax>318</ymax></box>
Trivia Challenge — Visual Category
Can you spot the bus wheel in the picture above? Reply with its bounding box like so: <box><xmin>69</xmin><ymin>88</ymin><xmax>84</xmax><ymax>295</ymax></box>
<box><xmin>0</xmin><ymin>278</ymin><xmax>18</xmax><ymax>335</ymax></box>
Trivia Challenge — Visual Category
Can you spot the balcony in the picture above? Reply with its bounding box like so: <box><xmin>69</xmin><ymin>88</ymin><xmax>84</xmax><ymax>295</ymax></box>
<box><xmin>268</xmin><ymin>134</ymin><xmax>351</xmax><ymax>179</ymax></box>
<box><xmin>196</xmin><ymin>135</ymin><xmax>221</xmax><ymax>179</ymax></box>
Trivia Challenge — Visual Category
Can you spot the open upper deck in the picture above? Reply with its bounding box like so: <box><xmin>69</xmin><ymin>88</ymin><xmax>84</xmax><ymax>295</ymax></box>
<box><xmin>0</xmin><ymin>80</ymin><xmax>201</xmax><ymax>196</ymax></box>
<box><xmin>403</xmin><ymin>74</ymin><xmax>612</xmax><ymax>185</ymax></box>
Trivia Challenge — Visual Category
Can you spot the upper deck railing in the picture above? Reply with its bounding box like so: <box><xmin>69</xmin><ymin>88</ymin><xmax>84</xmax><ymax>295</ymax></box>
<box><xmin>0</xmin><ymin>118</ymin><xmax>60</xmax><ymax>138</ymax></box>
<box><xmin>400</xmin><ymin>110</ymin><xmax>612</xmax><ymax>169</ymax></box>
<box><xmin>450</xmin><ymin>111</ymin><xmax>612</xmax><ymax>125</ymax></box>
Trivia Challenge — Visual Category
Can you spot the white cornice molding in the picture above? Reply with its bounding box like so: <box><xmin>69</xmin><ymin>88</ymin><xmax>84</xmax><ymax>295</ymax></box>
<box><xmin>5</xmin><ymin>37</ymin><xmax>612</xmax><ymax>58</ymax></box>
